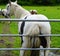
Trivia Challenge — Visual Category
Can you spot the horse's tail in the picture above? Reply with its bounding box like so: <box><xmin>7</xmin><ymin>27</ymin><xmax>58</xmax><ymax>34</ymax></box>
<box><xmin>30</xmin><ymin>37</ymin><xmax>40</xmax><ymax>56</ymax></box>
<box><xmin>30</xmin><ymin>24</ymin><xmax>40</xmax><ymax>56</ymax></box>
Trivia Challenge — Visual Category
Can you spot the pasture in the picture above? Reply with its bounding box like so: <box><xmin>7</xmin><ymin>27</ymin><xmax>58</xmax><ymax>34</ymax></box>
<box><xmin>0</xmin><ymin>5</ymin><xmax>60</xmax><ymax>56</ymax></box>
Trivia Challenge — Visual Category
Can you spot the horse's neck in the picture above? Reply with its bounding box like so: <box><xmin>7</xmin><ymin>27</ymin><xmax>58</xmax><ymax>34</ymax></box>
<box><xmin>14</xmin><ymin>5</ymin><xmax>31</xmax><ymax>18</ymax></box>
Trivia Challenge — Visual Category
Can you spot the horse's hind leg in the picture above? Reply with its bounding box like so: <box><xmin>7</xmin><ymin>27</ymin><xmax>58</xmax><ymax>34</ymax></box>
<box><xmin>20</xmin><ymin>37</ymin><xmax>31</xmax><ymax>56</ymax></box>
<box><xmin>44</xmin><ymin>36</ymin><xmax>50</xmax><ymax>56</ymax></box>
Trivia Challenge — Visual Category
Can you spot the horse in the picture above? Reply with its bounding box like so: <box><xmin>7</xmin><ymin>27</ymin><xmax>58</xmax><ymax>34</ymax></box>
<box><xmin>0</xmin><ymin>8</ymin><xmax>10</xmax><ymax>18</ymax></box>
<box><xmin>1</xmin><ymin>9</ymin><xmax>10</xmax><ymax>18</ymax></box>
<box><xmin>6</xmin><ymin>0</ymin><xmax>51</xmax><ymax>56</ymax></box>
<box><xmin>0</xmin><ymin>9</ymin><xmax>10</xmax><ymax>23</ymax></box>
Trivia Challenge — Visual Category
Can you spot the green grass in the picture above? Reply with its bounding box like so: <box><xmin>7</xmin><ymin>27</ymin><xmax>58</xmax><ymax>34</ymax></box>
<box><xmin>23</xmin><ymin>6</ymin><xmax>60</xmax><ymax>19</ymax></box>
<box><xmin>0</xmin><ymin>5</ymin><xmax>6</xmax><ymax>9</ymax></box>
<box><xmin>0</xmin><ymin>5</ymin><xmax>60</xmax><ymax>55</ymax></box>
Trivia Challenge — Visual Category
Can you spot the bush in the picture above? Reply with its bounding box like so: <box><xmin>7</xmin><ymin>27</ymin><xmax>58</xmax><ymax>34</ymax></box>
<box><xmin>0</xmin><ymin>0</ymin><xmax>60</xmax><ymax>5</ymax></box>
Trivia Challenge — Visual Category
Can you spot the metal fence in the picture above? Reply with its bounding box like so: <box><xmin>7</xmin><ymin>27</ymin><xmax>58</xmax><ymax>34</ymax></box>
<box><xmin>0</xmin><ymin>18</ymin><xmax>60</xmax><ymax>51</ymax></box>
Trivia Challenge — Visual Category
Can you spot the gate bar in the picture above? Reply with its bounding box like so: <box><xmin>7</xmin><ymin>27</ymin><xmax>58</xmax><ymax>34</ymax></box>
<box><xmin>0</xmin><ymin>19</ymin><xmax>60</xmax><ymax>22</ymax></box>
<box><xmin>0</xmin><ymin>34</ymin><xmax>60</xmax><ymax>37</ymax></box>
<box><xmin>0</xmin><ymin>48</ymin><xmax>60</xmax><ymax>50</ymax></box>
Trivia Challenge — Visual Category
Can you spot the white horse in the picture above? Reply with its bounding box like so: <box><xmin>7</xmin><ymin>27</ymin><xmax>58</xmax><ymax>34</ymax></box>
<box><xmin>6</xmin><ymin>1</ymin><xmax>51</xmax><ymax>56</ymax></box>
<box><xmin>0</xmin><ymin>8</ymin><xmax>10</xmax><ymax>18</ymax></box>
<box><xmin>0</xmin><ymin>9</ymin><xmax>10</xmax><ymax>23</ymax></box>
<box><xmin>1</xmin><ymin>9</ymin><xmax>10</xmax><ymax>18</ymax></box>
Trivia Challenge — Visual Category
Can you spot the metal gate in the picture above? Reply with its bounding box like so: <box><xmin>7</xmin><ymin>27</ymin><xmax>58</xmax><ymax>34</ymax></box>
<box><xmin>0</xmin><ymin>18</ymin><xmax>60</xmax><ymax>51</ymax></box>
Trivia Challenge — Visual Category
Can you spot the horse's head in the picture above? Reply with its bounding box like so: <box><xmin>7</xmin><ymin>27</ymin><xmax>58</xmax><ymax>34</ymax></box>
<box><xmin>2</xmin><ymin>9</ymin><xmax>10</xmax><ymax>18</ymax></box>
<box><xmin>6</xmin><ymin>0</ymin><xmax>17</xmax><ymax>16</ymax></box>
<box><xmin>6</xmin><ymin>0</ymin><xmax>31</xmax><ymax>18</ymax></box>
<box><xmin>0</xmin><ymin>9</ymin><xmax>10</xmax><ymax>18</ymax></box>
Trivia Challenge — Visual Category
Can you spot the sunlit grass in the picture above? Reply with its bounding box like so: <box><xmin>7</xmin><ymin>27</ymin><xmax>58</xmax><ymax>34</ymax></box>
<box><xmin>24</xmin><ymin>6</ymin><xmax>60</xmax><ymax>19</ymax></box>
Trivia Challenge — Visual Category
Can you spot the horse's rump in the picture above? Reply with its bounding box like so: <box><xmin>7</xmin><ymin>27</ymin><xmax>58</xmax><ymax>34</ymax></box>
<box><xmin>27</xmin><ymin>24</ymin><xmax>40</xmax><ymax>56</ymax></box>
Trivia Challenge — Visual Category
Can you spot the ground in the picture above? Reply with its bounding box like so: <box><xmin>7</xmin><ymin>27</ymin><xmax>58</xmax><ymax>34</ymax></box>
<box><xmin>0</xmin><ymin>22</ymin><xmax>20</xmax><ymax>56</ymax></box>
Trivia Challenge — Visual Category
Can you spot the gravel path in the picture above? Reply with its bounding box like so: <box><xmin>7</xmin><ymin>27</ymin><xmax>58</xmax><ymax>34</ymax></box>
<box><xmin>40</xmin><ymin>51</ymin><xmax>60</xmax><ymax>56</ymax></box>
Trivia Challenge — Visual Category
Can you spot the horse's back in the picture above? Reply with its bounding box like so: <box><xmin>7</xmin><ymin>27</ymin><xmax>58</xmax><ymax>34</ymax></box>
<box><xmin>27</xmin><ymin>14</ymin><xmax>48</xmax><ymax>20</ymax></box>
<box><xmin>24</xmin><ymin>14</ymin><xmax>51</xmax><ymax>35</ymax></box>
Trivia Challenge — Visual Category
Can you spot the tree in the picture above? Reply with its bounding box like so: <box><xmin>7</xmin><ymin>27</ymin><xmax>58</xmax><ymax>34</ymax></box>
<box><xmin>42</xmin><ymin>0</ymin><xmax>50</xmax><ymax>5</ymax></box>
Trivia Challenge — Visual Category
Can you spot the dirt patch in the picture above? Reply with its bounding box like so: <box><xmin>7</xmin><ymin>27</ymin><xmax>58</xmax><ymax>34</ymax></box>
<box><xmin>0</xmin><ymin>23</ymin><xmax>14</xmax><ymax>56</ymax></box>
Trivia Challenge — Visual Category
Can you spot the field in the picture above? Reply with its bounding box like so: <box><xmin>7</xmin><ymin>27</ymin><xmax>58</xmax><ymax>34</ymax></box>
<box><xmin>0</xmin><ymin>5</ymin><xmax>60</xmax><ymax>56</ymax></box>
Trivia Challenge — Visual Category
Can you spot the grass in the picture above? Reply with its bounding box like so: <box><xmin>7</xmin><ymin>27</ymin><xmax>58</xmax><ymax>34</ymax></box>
<box><xmin>23</xmin><ymin>6</ymin><xmax>60</xmax><ymax>19</ymax></box>
<box><xmin>0</xmin><ymin>5</ymin><xmax>60</xmax><ymax>55</ymax></box>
